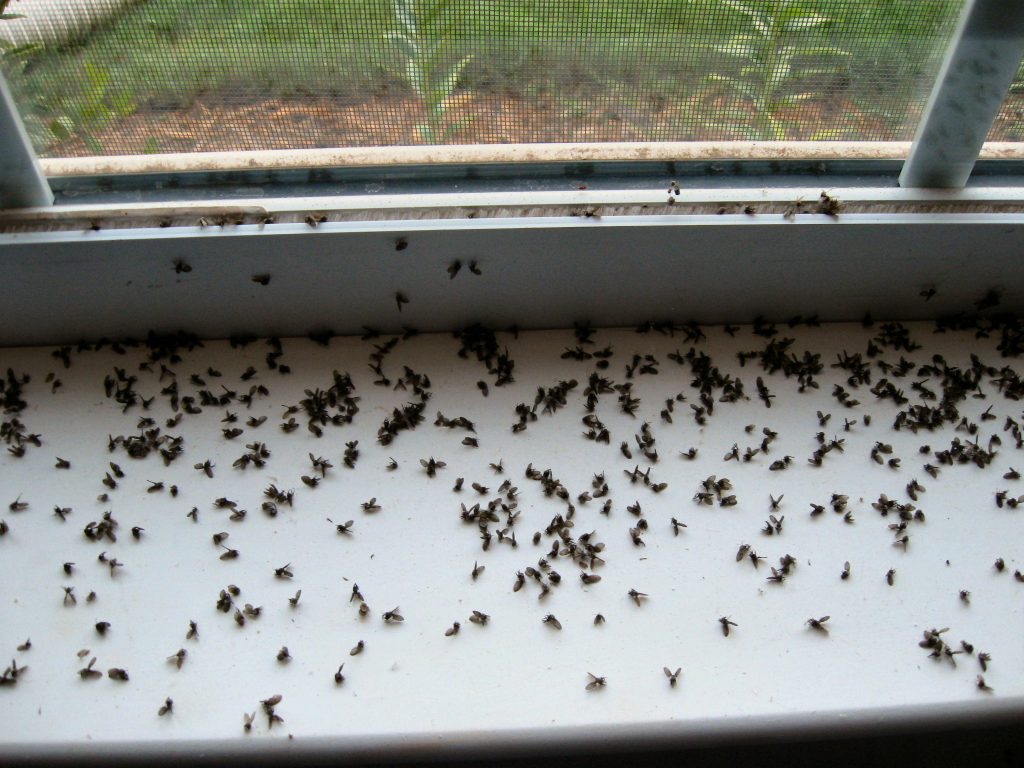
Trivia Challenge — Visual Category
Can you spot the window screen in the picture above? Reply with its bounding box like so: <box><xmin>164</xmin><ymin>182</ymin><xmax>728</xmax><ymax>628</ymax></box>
<box><xmin>1</xmin><ymin>0</ymin><xmax>963</xmax><ymax>158</ymax></box>
<box><xmin>988</xmin><ymin>58</ymin><xmax>1024</xmax><ymax>142</ymax></box>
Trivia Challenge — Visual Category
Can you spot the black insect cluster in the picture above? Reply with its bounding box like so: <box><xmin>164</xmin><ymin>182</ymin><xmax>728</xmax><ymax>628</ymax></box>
<box><xmin>0</xmin><ymin>273</ymin><xmax>1021</xmax><ymax>741</ymax></box>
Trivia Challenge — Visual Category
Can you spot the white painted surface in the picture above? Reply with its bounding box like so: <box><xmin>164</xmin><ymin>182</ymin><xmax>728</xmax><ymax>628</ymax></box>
<box><xmin>0</xmin><ymin>321</ymin><xmax>1020</xmax><ymax>758</ymax></box>
<box><xmin>1</xmin><ymin>0</ymin><xmax>134</xmax><ymax>46</ymax></box>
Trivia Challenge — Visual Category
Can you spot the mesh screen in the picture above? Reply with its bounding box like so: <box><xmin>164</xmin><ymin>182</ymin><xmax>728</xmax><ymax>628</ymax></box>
<box><xmin>1</xmin><ymin>0</ymin><xmax>964</xmax><ymax>158</ymax></box>
<box><xmin>988</xmin><ymin>58</ymin><xmax>1024</xmax><ymax>142</ymax></box>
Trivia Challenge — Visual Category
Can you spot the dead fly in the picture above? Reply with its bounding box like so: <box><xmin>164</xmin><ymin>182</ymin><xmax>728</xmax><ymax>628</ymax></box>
<box><xmin>736</xmin><ymin>544</ymin><xmax>751</xmax><ymax>562</ymax></box>
<box><xmin>468</xmin><ymin>260</ymin><xmax>482</xmax><ymax>275</ymax></box>
<box><xmin>386</xmin><ymin>457</ymin><xmax>399</xmax><ymax>471</ymax></box>
<box><xmin>841</xmin><ymin>561</ymin><xmax>852</xmax><ymax>580</ymax></box>
<box><xmin>763</xmin><ymin>515</ymin><xmax>784</xmax><ymax>535</ymax></box>
<box><xmin>219</xmin><ymin>545</ymin><xmax>240</xmax><ymax>561</ymax></box>
<box><xmin>453</xmin><ymin>477</ymin><xmax>465</xmax><ymax>492</ymax></box>
<box><xmin>167</xmin><ymin>648</ymin><xmax>186</xmax><ymax>669</ymax></box>
<box><xmin>976</xmin><ymin>675</ymin><xmax>994</xmax><ymax>692</ymax></box>
<box><xmin>960</xmin><ymin>589</ymin><xmax>971</xmax><ymax>604</ymax></box>
<box><xmin>978</xmin><ymin>652</ymin><xmax>991</xmax><ymax>671</ymax></box>
<box><xmin>361</xmin><ymin>498</ymin><xmax>381</xmax><ymax>513</ymax></box>
<box><xmin>8</xmin><ymin>496</ymin><xmax>27</xmax><ymax>512</ymax></box>
<box><xmin>421</xmin><ymin>457</ymin><xmax>447</xmax><ymax>477</ymax></box>
<box><xmin>333</xmin><ymin>664</ymin><xmax>345</xmax><ymax>685</ymax></box>
<box><xmin>472</xmin><ymin>561</ymin><xmax>485</xmax><ymax>581</ymax></box>
<box><xmin>994</xmin><ymin>558</ymin><xmax>1005</xmax><ymax>572</ymax></box>
<box><xmin>395</xmin><ymin>291</ymin><xmax>409</xmax><ymax>311</ymax></box>
<box><xmin>309</xmin><ymin>453</ymin><xmax>333</xmax><ymax>477</ymax></box>
<box><xmin>628</xmin><ymin>589</ymin><xmax>648</xmax><ymax>606</ymax></box>
<box><xmin>469</xmin><ymin>610</ymin><xmax>490</xmax><ymax>626</ymax></box>
<box><xmin>147</xmin><ymin>481</ymin><xmax>164</xmax><ymax>493</ymax></box>
<box><xmin>274</xmin><ymin>563</ymin><xmax>294</xmax><ymax>579</ymax></box>
<box><xmin>16</xmin><ymin>639</ymin><xmax>30</xmax><ymax>652</ymax></box>
<box><xmin>131</xmin><ymin>526</ymin><xmax>144</xmax><ymax>540</ymax></box>
<box><xmin>186</xmin><ymin>621</ymin><xmax>199</xmax><ymax>640</ymax></box>
<box><xmin>806</xmin><ymin>616</ymin><xmax>831</xmax><ymax>634</ymax></box>
<box><xmin>251</xmin><ymin>274</ymin><xmax>271</xmax><ymax>286</ymax></box>
<box><xmin>63</xmin><ymin>562</ymin><xmax>74</xmax><ymax>575</ymax></box>
<box><xmin>445</xmin><ymin>621</ymin><xmax>461</xmax><ymax>637</ymax></box>
<box><xmin>664</xmin><ymin>667</ymin><xmax>682</xmax><ymax>687</ymax></box>
<box><xmin>95</xmin><ymin>621</ymin><xmax>111</xmax><ymax>636</ymax></box>
<box><xmin>243</xmin><ymin>712</ymin><xmax>255</xmax><ymax>732</ymax></box>
<box><xmin>212</xmin><ymin>531</ymin><xmax>230</xmax><ymax>546</ymax></box>
<box><xmin>594</xmin><ymin>614</ymin><xmax>606</xmax><ymax>625</ymax></box>
<box><xmin>173</xmin><ymin>259</ymin><xmax>191</xmax><ymax>274</ymax></box>
<box><xmin>671</xmin><ymin>517</ymin><xmax>687</xmax><ymax>536</ymax></box>
<box><xmin>107</xmin><ymin>668</ymin><xmax>129</xmax><ymax>681</ymax></box>
<box><xmin>301</xmin><ymin>475</ymin><xmax>320</xmax><ymax>488</ymax></box>
<box><xmin>158</xmin><ymin>698</ymin><xmax>174</xmax><ymax>717</ymax></box>
<box><xmin>719</xmin><ymin>616</ymin><xmax>738</xmax><ymax>637</ymax></box>
<box><xmin>287</xmin><ymin>590</ymin><xmax>302</xmax><ymax>608</ymax></box>
<box><xmin>55</xmin><ymin>457</ymin><xmax>71</xmax><ymax>470</ymax></box>
<box><xmin>63</xmin><ymin>586</ymin><xmax>77</xmax><ymax>606</ymax></box>
<box><xmin>471</xmin><ymin>483</ymin><xmax>489</xmax><ymax>494</ymax></box>
<box><xmin>276</xmin><ymin>647</ymin><xmax>291</xmax><ymax>663</ymax></box>
<box><xmin>447</xmin><ymin>260</ymin><xmax>462</xmax><ymax>279</ymax></box>
<box><xmin>585</xmin><ymin>673</ymin><xmax>607</xmax><ymax>691</ymax></box>
<box><xmin>543</xmin><ymin>614</ymin><xmax>562</xmax><ymax>630</ymax></box>
<box><xmin>328</xmin><ymin>518</ymin><xmax>354</xmax><ymax>535</ymax></box>
<box><xmin>463</xmin><ymin>437</ymin><xmax>479</xmax><ymax>448</ymax></box>
<box><xmin>350</xmin><ymin>641</ymin><xmax>365</xmax><ymax>656</ymax></box>
<box><xmin>78</xmin><ymin>657</ymin><xmax>101</xmax><ymax>680</ymax></box>
<box><xmin>261</xmin><ymin>694</ymin><xmax>283</xmax><ymax>729</ymax></box>
<box><xmin>886</xmin><ymin>568</ymin><xmax>896</xmax><ymax>586</ymax></box>
<box><xmin>382</xmin><ymin>607</ymin><xmax>404</xmax><ymax>623</ymax></box>
<box><xmin>243</xmin><ymin>604</ymin><xmax>262</xmax><ymax>618</ymax></box>
<box><xmin>769</xmin><ymin>494</ymin><xmax>784</xmax><ymax>511</ymax></box>
<box><xmin>53</xmin><ymin>507</ymin><xmax>70</xmax><ymax>521</ymax></box>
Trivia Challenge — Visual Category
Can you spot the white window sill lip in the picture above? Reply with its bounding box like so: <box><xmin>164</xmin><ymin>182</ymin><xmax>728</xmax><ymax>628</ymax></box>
<box><xmin>35</xmin><ymin>142</ymin><xmax>1024</xmax><ymax>179</ymax></box>
<box><xmin>6</xmin><ymin>184</ymin><xmax>1024</xmax><ymax>222</ymax></box>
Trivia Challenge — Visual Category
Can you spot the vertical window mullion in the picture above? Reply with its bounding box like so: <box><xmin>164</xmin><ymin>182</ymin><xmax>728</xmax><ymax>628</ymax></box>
<box><xmin>0</xmin><ymin>71</ymin><xmax>52</xmax><ymax>208</ymax></box>
<box><xmin>899</xmin><ymin>0</ymin><xmax>1024</xmax><ymax>188</ymax></box>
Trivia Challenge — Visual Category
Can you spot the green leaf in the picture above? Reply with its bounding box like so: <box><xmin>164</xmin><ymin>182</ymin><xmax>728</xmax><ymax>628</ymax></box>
<box><xmin>784</xmin><ymin>14</ymin><xmax>831</xmax><ymax>31</ymax></box>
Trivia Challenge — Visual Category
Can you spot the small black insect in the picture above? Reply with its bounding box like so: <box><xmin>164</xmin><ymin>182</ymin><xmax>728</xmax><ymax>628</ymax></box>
<box><xmin>719</xmin><ymin>616</ymin><xmax>737</xmax><ymax>637</ymax></box>
<box><xmin>382</xmin><ymin>606</ymin><xmax>404</xmax><ymax>623</ymax></box>
<box><xmin>886</xmin><ymin>568</ymin><xmax>896</xmax><ymax>586</ymax></box>
<box><xmin>585</xmin><ymin>673</ymin><xmax>606</xmax><ymax>691</ymax></box>
<box><xmin>468</xmin><ymin>610</ymin><xmax>489</xmax><ymax>626</ymax></box>
<box><xmin>350</xmin><ymin>640</ymin><xmax>365</xmax><ymax>656</ymax></box>
<box><xmin>78</xmin><ymin>657</ymin><xmax>101</xmax><ymax>680</ymax></box>
<box><xmin>186</xmin><ymin>620</ymin><xmax>199</xmax><ymax>640</ymax></box>
<box><xmin>806</xmin><ymin>616</ymin><xmax>830</xmax><ymax>634</ymax></box>
<box><xmin>158</xmin><ymin>697</ymin><xmax>173</xmax><ymax>716</ymax></box>
<box><xmin>543</xmin><ymin>614</ymin><xmax>562</xmax><ymax>630</ymax></box>
<box><xmin>167</xmin><ymin>648</ymin><xmax>186</xmax><ymax>670</ymax></box>
<box><xmin>251</xmin><ymin>274</ymin><xmax>271</xmax><ymax>286</ymax></box>
<box><xmin>334</xmin><ymin>663</ymin><xmax>345</xmax><ymax>684</ymax></box>
<box><xmin>274</xmin><ymin>563</ymin><xmax>294</xmax><ymax>579</ymax></box>
<box><xmin>664</xmin><ymin>667</ymin><xmax>682</xmax><ymax>687</ymax></box>
<box><xmin>628</xmin><ymin>589</ymin><xmax>648</xmax><ymax>606</ymax></box>
<box><xmin>395</xmin><ymin>292</ymin><xmax>409</xmax><ymax>311</ymax></box>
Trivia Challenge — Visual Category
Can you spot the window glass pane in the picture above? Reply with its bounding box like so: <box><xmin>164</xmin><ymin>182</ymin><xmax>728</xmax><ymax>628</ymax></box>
<box><xmin>1</xmin><ymin>0</ymin><xmax>963</xmax><ymax>159</ymax></box>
